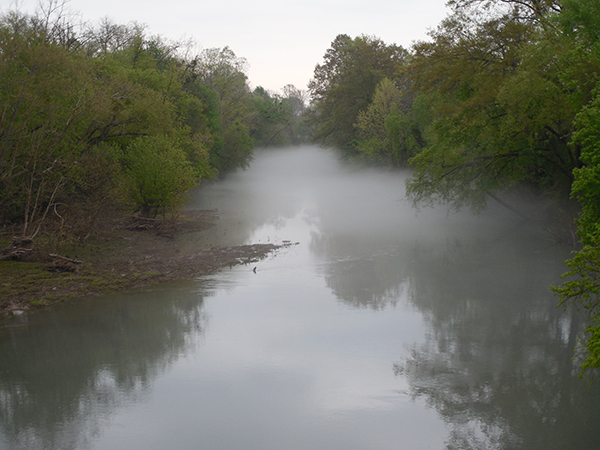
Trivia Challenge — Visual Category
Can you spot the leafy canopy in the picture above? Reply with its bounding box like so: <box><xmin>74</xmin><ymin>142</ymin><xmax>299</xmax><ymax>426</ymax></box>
<box><xmin>308</xmin><ymin>34</ymin><xmax>407</xmax><ymax>152</ymax></box>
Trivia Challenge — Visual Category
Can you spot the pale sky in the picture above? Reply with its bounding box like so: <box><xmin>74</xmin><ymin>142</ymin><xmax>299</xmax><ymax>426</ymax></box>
<box><xmin>5</xmin><ymin>0</ymin><xmax>451</xmax><ymax>93</ymax></box>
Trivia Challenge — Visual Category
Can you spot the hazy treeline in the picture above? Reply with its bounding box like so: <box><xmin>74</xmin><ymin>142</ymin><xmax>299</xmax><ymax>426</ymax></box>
<box><xmin>307</xmin><ymin>0</ymin><xmax>600</xmax><ymax>373</ymax></box>
<box><xmin>0</xmin><ymin>4</ymin><xmax>309</xmax><ymax>237</ymax></box>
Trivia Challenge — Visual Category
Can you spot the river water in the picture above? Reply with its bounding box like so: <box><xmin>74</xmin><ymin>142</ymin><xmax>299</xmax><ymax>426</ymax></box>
<box><xmin>1</xmin><ymin>146</ymin><xmax>599</xmax><ymax>450</ymax></box>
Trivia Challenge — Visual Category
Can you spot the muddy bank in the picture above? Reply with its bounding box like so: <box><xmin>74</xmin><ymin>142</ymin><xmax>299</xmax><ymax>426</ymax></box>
<box><xmin>0</xmin><ymin>210</ymin><xmax>286</xmax><ymax>314</ymax></box>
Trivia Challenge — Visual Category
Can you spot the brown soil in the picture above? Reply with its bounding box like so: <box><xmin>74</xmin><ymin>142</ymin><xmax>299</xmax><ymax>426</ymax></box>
<box><xmin>0</xmin><ymin>210</ymin><xmax>285</xmax><ymax>314</ymax></box>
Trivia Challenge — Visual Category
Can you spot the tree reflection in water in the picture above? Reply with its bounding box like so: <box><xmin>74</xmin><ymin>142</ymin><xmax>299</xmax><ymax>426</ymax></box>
<box><xmin>0</xmin><ymin>284</ymin><xmax>207</xmax><ymax>450</ymax></box>
<box><xmin>392</xmin><ymin>240</ymin><xmax>600</xmax><ymax>450</ymax></box>
<box><xmin>311</xmin><ymin>202</ymin><xmax>600</xmax><ymax>449</ymax></box>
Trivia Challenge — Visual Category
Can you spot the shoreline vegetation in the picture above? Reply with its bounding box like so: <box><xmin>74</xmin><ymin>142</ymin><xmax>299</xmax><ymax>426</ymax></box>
<box><xmin>0</xmin><ymin>3</ymin><xmax>308</xmax><ymax>315</ymax></box>
<box><xmin>0</xmin><ymin>210</ymin><xmax>285</xmax><ymax>314</ymax></box>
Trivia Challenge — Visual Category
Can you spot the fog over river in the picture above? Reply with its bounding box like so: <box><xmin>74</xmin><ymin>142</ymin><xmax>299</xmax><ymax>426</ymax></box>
<box><xmin>1</xmin><ymin>146</ymin><xmax>599</xmax><ymax>449</ymax></box>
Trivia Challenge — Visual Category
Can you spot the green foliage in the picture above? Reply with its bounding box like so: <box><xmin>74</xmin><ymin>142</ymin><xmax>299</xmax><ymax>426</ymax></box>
<box><xmin>179</xmin><ymin>79</ymin><xmax>223</xmax><ymax>177</ymax></box>
<box><xmin>447</xmin><ymin>0</ymin><xmax>562</xmax><ymax>21</ymax></box>
<box><xmin>282</xmin><ymin>84</ymin><xmax>310</xmax><ymax>145</ymax></box>
<box><xmin>122</xmin><ymin>136</ymin><xmax>198</xmax><ymax>217</ymax></box>
<box><xmin>192</xmin><ymin>47</ymin><xmax>256</xmax><ymax>174</ymax></box>
<box><xmin>0</xmin><ymin>7</ymin><xmax>265</xmax><ymax>237</ymax></box>
<box><xmin>582</xmin><ymin>325</ymin><xmax>600</xmax><ymax>371</ymax></box>
<box><xmin>549</xmin><ymin>0</ymin><xmax>600</xmax><ymax>375</ymax></box>
<box><xmin>403</xmin><ymin>2</ymin><xmax>593</xmax><ymax>211</ymax></box>
<box><xmin>554</xmin><ymin>89</ymin><xmax>600</xmax><ymax>374</ymax></box>
<box><xmin>251</xmin><ymin>87</ymin><xmax>290</xmax><ymax>147</ymax></box>
<box><xmin>0</xmin><ymin>12</ymin><xmax>120</xmax><ymax>236</ymax></box>
<box><xmin>251</xmin><ymin>85</ymin><xmax>309</xmax><ymax>147</ymax></box>
<box><xmin>308</xmin><ymin>34</ymin><xmax>407</xmax><ymax>152</ymax></box>
<box><xmin>354</xmin><ymin>79</ymin><xmax>430</xmax><ymax>166</ymax></box>
<box><xmin>394</xmin><ymin>0</ymin><xmax>600</xmax><ymax>371</ymax></box>
<box><xmin>560</xmin><ymin>0</ymin><xmax>600</xmax><ymax>46</ymax></box>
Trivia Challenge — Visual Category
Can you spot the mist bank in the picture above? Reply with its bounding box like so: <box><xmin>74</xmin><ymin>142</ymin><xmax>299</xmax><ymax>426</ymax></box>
<box><xmin>189</xmin><ymin>145</ymin><xmax>567</xmax><ymax>245</ymax></box>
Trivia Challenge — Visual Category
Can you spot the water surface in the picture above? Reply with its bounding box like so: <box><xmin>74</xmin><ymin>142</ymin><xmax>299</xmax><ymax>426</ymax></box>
<box><xmin>1</xmin><ymin>146</ymin><xmax>599</xmax><ymax>449</ymax></box>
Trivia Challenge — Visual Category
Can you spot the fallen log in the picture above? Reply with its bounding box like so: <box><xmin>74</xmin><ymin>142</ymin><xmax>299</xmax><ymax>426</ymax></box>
<box><xmin>49</xmin><ymin>253</ymin><xmax>83</xmax><ymax>264</ymax></box>
<box><xmin>0</xmin><ymin>247</ymin><xmax>34</xmax><ymax>261</ymax></box>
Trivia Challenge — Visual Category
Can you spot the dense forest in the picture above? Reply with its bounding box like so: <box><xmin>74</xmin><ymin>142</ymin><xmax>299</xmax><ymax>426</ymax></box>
<box><xmin>2</xmin><ymin>0</ymin><xmax>600</xmax><ymax>372</ymax></box>
<box><xmin>306</xmin><ymin>0</ymin><xmax>600</xmax><ymax>373</ymax></box>
<box><xmin>0</xmin><ymin>4</ymin><xmax>309</xmax><ymax>238</ymax></box>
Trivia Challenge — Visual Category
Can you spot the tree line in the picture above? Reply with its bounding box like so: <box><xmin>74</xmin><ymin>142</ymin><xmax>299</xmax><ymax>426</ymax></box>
<box><xmin>0</xmin><ymin>4</ymin><xmax>309</xmax><ymax>240</ymax></box>
<box><xmin>306</xmin><ymin>0</ymin><xmax>600</xmax><ymax>374</ymax></box>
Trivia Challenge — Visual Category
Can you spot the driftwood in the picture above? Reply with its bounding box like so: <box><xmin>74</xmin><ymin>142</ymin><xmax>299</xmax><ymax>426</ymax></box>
<box><xmin>42</xmin><ymin>254</ymin><xmax>83</xmax><ymax>273</ymax></box>
<box><xmin>49</xmin><ymin>253</ymin><xmax>82</xmax><ymax>264</ymax></box>
<box><xmin>124</xmin><ymin>216</ymin><xmax>177</xmax><ymax>238</ymax></box>
<box><xmin>0</xmin><ymin>247</ymin><xmax>34</xmax><ymax>261</ymax></box>
<box><xmin>0</xmin><ymin>236</ymin><xmax>35</xmax><ymax>261</ymax></box>
<box><xmin>124</xmin><ymin>216</ymin><xmax>163</xmax><ymax>230</ymax></box>
<box><xmin>0</xmin><ymin>236</ymin><xmax>83</xmax><ymax>269</ymax></box>
<box><xmin>11</xmin><ymin>236</ymin><xmax>34</xmax><ymax>248</ymax></box>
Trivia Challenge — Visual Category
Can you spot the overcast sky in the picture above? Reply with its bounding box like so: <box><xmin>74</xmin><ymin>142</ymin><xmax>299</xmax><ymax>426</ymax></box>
<box><xmin>6</xmin><ymin>0</ymin><xmax>451</xmax><ymax>93</ymax></box>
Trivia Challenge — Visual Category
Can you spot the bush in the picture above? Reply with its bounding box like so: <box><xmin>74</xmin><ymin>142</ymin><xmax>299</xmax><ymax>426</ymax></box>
<box><xmin>123</xmin><ymin>136</ymin><xmax>198</xmax><ymax>217</ymax></box>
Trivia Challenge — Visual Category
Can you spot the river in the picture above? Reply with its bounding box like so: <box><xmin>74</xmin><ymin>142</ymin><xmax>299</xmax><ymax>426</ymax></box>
<box><xmin>1</xmin><ymin>146</ymin><xmax>599</xmax><ymax>450</ymax></box>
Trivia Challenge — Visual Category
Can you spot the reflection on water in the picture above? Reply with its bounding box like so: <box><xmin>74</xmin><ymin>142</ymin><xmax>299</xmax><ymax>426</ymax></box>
<box><xmin>1</xmin><ymin>146</ymin><xmax>599</xmax><ymax>449</ymax></box>
<box><xmin>393</xmin><ymin>241</ymin><xmax>600</xmax><ymax>450</ymax></box>
<box><xmin>0</xmin><ymin>285</ymin><xmax>206</xmax><ymax>450</ymax></box>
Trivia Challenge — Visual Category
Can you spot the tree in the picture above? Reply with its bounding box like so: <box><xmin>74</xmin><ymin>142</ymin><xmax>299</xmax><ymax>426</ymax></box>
<box><xmin>251</xmin><ymin>87</ymin><xmax>289</xmax><ymax>147</ymax></box>
<box><xmin>402</xmin><ymin>0</ymin><xmax>600</xmax><ymax>373</ymax></box>
<box><xmin>0</xmin><ymin>3</ymin><xmax>311</xmax><ymax>244</ymax></box>
<box><xmin>552</xmin><ymin>0</ymin><xmax>600</xmax><ymax>374</ymax></box>
<box><xmin>0</xmin><ymin>11</ymin><xmax>122</xmax><ymax>237</ymax></box>
<box><xmin>447</xmin><ymin>0</ymin><xmax>562</xmax><ymax>22</ymax></box>
<box><xmin>80</xmin><ymin>17</ymin><xmax>145</xmax><ymax>57</ymax></box>
<box><xmin>553</xmin><ymin>93</ymin><xmax>600</xmax><ymax>373</ymax></box>
<box><xmin>282</xmin><ymin>84</ymin><xmax>306</xmax><ymax>118</ymax></box>
<box><xmin>122</xmin><ymin>136</ymin><xmax>198</xmax><ymax>217</ymax></box>
<box><xmin>282</xmin><ymin>84</ymin><xmax>309</xmax><ymax>145</ymax></box>
<box><xmin>0</xmin><ymin>9</ymin><xmax>215</xmax><ymax>239</ymax></box>
<box><xmin>251</xmin><ymin>85</ymin><xmax>309</xmax><ymax>147</ymax></box>
<box><xmin>354</xmin><ymin>78</ymin><xmax>430</xmax><ymax>166</ymax></box>
<box><xmin>308</xmin><ymin>34</ymin><xmax>407</xmax><ymax>152</ymax></box>
<box><xmin>192</xmin><ymin>47</ymin><xmax>256</xmax><ymax>174</ymax></box>
<box><xmin>404</xmin><ymin>3</ymin><xmax>582</xmax><ymax>211</ymax></box>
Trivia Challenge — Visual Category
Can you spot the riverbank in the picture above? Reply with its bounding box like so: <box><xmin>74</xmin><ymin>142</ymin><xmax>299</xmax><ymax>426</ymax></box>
<box><xmin>0</xmin><ymin>210</ymin><xmax>281</xmax><ymax>314</ymax></box>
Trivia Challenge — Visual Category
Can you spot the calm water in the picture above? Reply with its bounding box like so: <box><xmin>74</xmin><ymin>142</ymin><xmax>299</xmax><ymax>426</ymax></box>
<box><xmin>1</xmin><ymin>146</ymin><xmax>599</xmax><ymax>450</ymax></box>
